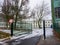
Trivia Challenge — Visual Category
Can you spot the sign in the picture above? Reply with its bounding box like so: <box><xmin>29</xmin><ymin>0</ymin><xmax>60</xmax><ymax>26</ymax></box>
<box><xmin>9</xmin><ymin>19</ymin><xmax>13</xmax><ymax>24</ymax></box>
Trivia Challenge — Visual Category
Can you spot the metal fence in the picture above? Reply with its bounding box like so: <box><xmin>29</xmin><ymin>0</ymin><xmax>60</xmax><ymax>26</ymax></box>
<box><xmin>0</xmin><ymin>22</ymin><xmax>6</xmax><ymax>29</ymax></box>
<box><xmin>13</xmin><ymin>22</ymin><xmax>32</xmax><ymax>36</ymax></box>
<box><xmin>53</xmin><ymin>20</ymin><xmax>60</xmax><ymax>33</ymax></box>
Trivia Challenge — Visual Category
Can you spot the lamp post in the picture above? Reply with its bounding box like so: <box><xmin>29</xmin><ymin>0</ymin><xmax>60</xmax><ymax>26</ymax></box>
<box><xmin>43</xmin><ymin>20</ymin><xmax>46</xmax><ymax>40</ymax></box>
<box><xmin>9</xmin><ymin>19</ymin><xmax>14</xmax><ymax>36</ymax></box>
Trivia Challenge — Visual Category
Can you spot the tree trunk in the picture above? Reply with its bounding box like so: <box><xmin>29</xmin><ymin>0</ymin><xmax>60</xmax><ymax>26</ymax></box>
<box><xmin>5</xmin><ymin>15</ymin><xmax>9</xmax><ymax>29</ymax></box>
<box><xmin>14</xmin><ymin>14</ymin><xmax>18</xmax><ymax>29</ymax></box>
<box><xmin>38</xmin><ymin>20</ymin><xmax>42</xmax><ymax>28</ymax></box>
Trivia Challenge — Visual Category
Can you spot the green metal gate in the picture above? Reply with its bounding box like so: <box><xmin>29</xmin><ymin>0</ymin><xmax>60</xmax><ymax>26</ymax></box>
<box><xmin>13</xmin><ymin>21</ymin><xmax>32</xmax><ymax>36</ymax></box>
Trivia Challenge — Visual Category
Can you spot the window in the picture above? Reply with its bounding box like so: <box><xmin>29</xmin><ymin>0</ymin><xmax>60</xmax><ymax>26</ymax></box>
<box><xmin>48</xmin><ymin>21</ymin><xmax>50</xmax><ymax>23</ymax></box>
<box><xmin>45</xmin><ymin>24</ymin><xmax>47</xmax><ymax>27</ymax></box>
<box><xmin>48</xmin><ymin>24</ymin><xmax>50</xmax><ymax>26</ymax></box>
<box><xmin>55</xmin><ymin>7</ymin><xmax>60</xmax><ymax>18</ymax></box>
<box><xmin>45</xmin><ymin>21</ymin><xmax>47</xmax><ymax>23</ymax></box>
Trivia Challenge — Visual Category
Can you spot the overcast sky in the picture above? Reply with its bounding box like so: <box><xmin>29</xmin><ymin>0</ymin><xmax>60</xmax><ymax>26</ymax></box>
<box><xmin>0</xmin><ymin>0</ymin><xmax>51</xmax><ymax>7</ymax></box>
<box><xmin>29</xmin><ymin>0</ymin><xmax>51</xmax><ymax>9</ymax></box>
<box><xmin>0</xmin><ymin>0</ymin><xmax>3</xmax><ymax>6</ymax></box>
<box><xmin>28</xmin><ymin>0</ymin><xmax>51</xmax><ymax>20</ymax></box>
<box><xmin>0</xmin><ymin>0</ymin><xmax>51</xmax><ymax>9</ymax></box>
<box><xmin>0</xmin><ymin>0</ymin><xmax>52</xmax><ymax>19</ymax></box>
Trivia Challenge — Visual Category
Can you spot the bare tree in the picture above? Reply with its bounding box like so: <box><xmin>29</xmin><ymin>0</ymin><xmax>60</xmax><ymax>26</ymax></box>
<box><xmin>13</xmin><ymin>0</ymin><xmax>29</xmax><ymax>28</ymax></box>
<box><xmin>2</xmin><ymin>0</ymin><xmax>13</xmax><ymax>28</ymax></box>
<box><xmin>2</xmin><ymin>0</ymin><xmax>29</xmax><ymax>29</ymax></box>
<box><xmin>32</xmin><ymin>0</ymin><xmax>50</xmax><ymax>28</ymax></box>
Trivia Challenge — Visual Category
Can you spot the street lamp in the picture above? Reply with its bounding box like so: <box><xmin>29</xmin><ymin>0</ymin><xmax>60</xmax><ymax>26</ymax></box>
<box><xmin>43</xmin><ymin>20</ymin><xmax>46</xmax><ymax>40</ymax></box>
<box><xmin>9</xmin><ymin>19</ymin><xmax>14</xmax><ymax>36</ymax></box>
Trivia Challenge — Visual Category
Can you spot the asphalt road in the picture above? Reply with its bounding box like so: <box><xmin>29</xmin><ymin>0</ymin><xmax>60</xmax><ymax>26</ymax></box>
<box><xmin>5</xmin><ymin>36</ymin><xmax>40</xmax><ymax>45</ymax></box>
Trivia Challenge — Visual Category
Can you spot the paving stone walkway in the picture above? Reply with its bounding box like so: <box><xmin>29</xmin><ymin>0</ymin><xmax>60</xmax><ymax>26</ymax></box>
<box><xmin>37</xmin><ymin>35</ymin><xmax>60</xmax><ymax>45</ymax></box>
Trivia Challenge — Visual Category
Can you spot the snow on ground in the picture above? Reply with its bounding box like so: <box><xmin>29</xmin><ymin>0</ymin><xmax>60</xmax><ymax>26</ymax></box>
<box><xmin>45</xmin><ymin>28</ymin><xmax>53</xmax><ymax>37</ymax></box>
<box><xmin>21</xmin><ymin>28</ymin><xmax>53</xmax><ymax>39</ymax></box>
<box><xmin>0</xmin><ymin>30</ymin><xmax>28</xmax><ymax>35</ymax></box>
<box><xmin>0</xmin><ymin>29</ymin><xmax>11</xmax><ymax>34</ymax></box>
<box><xmin>0</xmin><ymin>28</ymin><xmax>53</xmax><ymax>40</ymax></box>
<box><xmin>20</xmin><ymin>29</ymin><xmax>43</xmax><ymax>39</ymax></box>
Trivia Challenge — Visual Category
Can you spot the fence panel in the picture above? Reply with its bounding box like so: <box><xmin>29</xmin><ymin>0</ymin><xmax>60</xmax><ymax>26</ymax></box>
<box><xmin>13</xmin><ymin>22</ymin><xmax>32</xmax><ymax>36</ymax></box>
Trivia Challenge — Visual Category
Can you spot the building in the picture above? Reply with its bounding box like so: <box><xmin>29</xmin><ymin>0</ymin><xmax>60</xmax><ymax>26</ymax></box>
<box><xmin>22</xmin><ymin>16</ymin><xmax>52</xmax><ymax>29</ymax></box>
<box><xmin>51</xmin><ymin>0</ymin><xmax>60</xmax><ymax>38</ymax></box>
<box><xmin>45</xmin><ymin>20</ymin><xmax>52</xmax><ymax>28</ymax></box>
<box><xmin>40</xmin><ymin>20</ymin><xmax>52</xmax><ymax>28</ymax></box>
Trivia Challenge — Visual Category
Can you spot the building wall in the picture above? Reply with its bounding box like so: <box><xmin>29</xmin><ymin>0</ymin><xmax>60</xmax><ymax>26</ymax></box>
<box><xmin>40</xmin><ymin>20</ymin><xmax>52</xmax><ymax>28</ymax></box>
<box><xmin>22</xmin><ymin>19</ymin><xmax>52</xmax><ymax>29</ymax></box>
